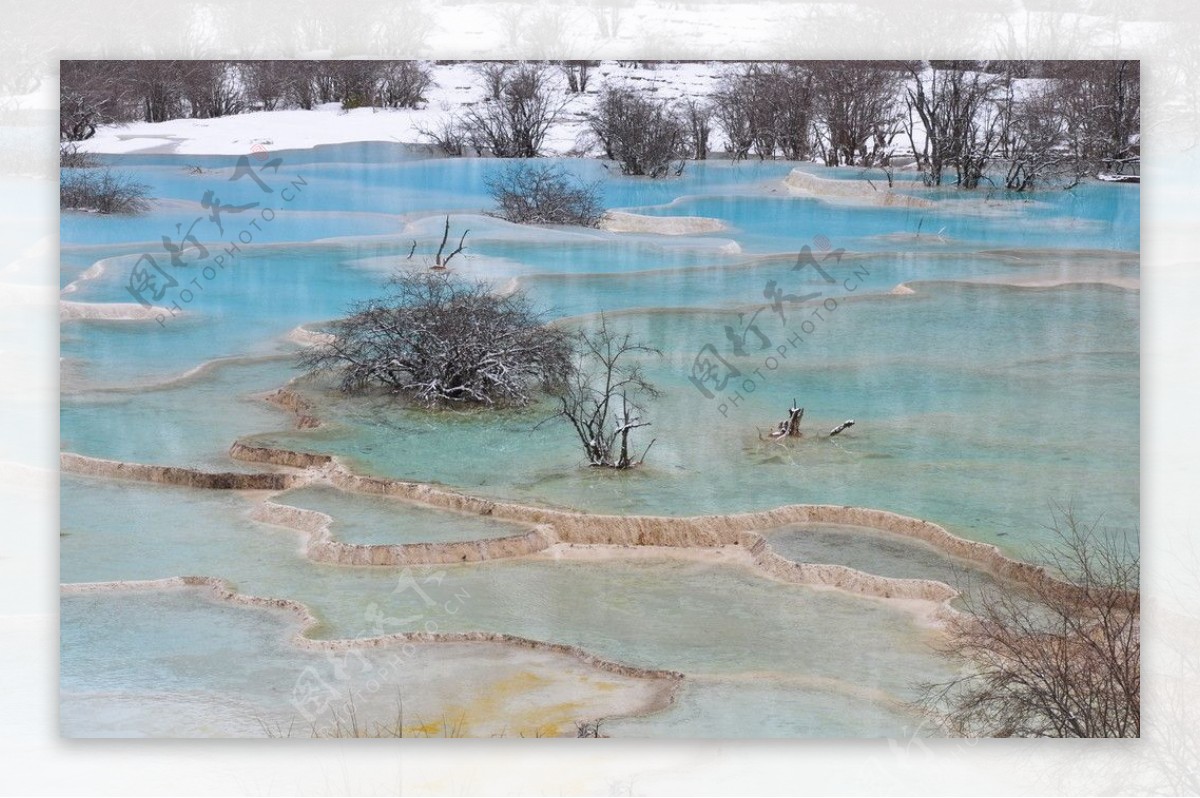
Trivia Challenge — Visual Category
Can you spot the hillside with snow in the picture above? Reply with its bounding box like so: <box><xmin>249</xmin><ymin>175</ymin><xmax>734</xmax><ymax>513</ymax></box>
<box><xmin>78</xmin><ymin>61</ymin><xmax>731</xmax><ymax>157</ymax></box>
<box><xmin>68</xmin><ymin>58</ymin><xmax>1138</xmax><ymax>191</ymax></box>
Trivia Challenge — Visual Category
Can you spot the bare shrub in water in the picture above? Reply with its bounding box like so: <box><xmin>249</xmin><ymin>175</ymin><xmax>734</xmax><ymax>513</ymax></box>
<box><xmin>299</xmin><ymin>270</ymin><xmax>573</xmax><ymax>408</ymax></box>
<box><xmin>485</xmin><ymin>162</ymin><xmax>604</xmax><ymax>227</ymax></box>
<box><xmin>60</xmin><ymin>167</ymin><xmax>151</xmax><ymax>214</ymax></box>
<box><xmin>921</xmin><ymin>505</ymin><xmax>1139</xmax><ymax>737</ymax></box>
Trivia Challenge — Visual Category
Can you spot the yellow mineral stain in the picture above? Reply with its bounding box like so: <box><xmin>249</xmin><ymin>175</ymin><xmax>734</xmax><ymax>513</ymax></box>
<box><xmin>403</xmin><ymin>718</ymin><xmax>450</xmax><ymax>737</ymax></box>
<box><xmin>420</xmin><ymin>669</ymin><xmax>613</xmax><ymax>737</ymax></box>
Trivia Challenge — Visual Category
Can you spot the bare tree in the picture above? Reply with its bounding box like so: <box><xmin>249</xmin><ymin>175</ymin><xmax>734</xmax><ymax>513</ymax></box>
<box><xmin>711</xmin><ymin>72</ymin><xmax>755</xmax><ymax>161</ymax></box>
<box><xmin>558</xmin><ymin>60</ymin><xmax>595</xmax><ymax>94</ymax></box>
<box><xmin>575</xmin><ymin>719</ymin><xmax>605</xmax><ymax>737</ymax></box>
<box><xmin>677</xmin><ymin>98</ymin><xmax>714</xmax><ymax>161</ymax></box>
<box><xmin>589</xmin><ymin>86</ymin><xmax>687</xmax><ymax>177</ymax></box>
<box><xmin>553</xmin><ymin>316</ymin><xmax>660</xmax><ymax>469</ymax></box>
<box><xmin>325</xmin><ymin>60</ymin><xmax>379</xmax><ymax>109</ymax></box>
<box><xmin>905</xmin><ymin>60</ymin><xmax>1003</xmax><ymax>188</ymax></box>
<box><xmin>299</xmin><ymin>270</ymin><xmax>573</xmax><ymax>407</ymax></box>
<box><xmin>241</xmin><ymin>61</ymin><xmax>291</xmax><ymax>111</ymax></box>
<box><xmin>461</xmin><ymin>63</ymin><xmax>567</xmax><ymax>158</ymax></box>
<box><xmin>1050</xmin><ymin>59</ymin><xmax>1140</xmax><ymax>175</ymax></box>
<box><xmin>284</xmin><ymin>60</ymin><xmax>328</xmax><ymax>110</ymax></box>
<box><xmin>921</xmin><ymin>506</ymin><xmax>1139</xmax><ymax>737</ymax></box>
<box><xmin>996</xmin><ymin>81</ymin><xmax>1088</xmax><ymax>191</ymax></box>
<box><xmin>299</xmin><ymin>60</ymin><xmax>432</xmax><ymax>110</ymax></box>
<box><xmin>60</xmin><ymin>60</ymin><xmax>138</xmax><ymax>140</ymax></box>
<box><xmin>375</xmin><ymin>61</ymin><xmax>433</xmax><ymax>109</ymax></box>
<box><xmin>765</xmin><ymin>62</ymin><xmax>816</xmax><ymax>161</ymax></box>
<box><xmin>421</xmin><ymin>216</ymin><xmax>469</xmax><ymax>270</ymax></box>
<box><xmin>125</xmin><ymin>61</ymin><xmax>199</xmax><ymax>123</ymax></box>
<box><xmin>711</xmin><ymin>62</ymin><xmax>815</xmax><ymax>160</ymax></box>
<box><xmin>485</xmin><ymin>162</ymin><xmax>605</xmax><ymax>227</ymax></box>
<box><xmin>996</xmin><ymin>61</ymin><xmax>1139</xmax><ymax>188</ymax></box>
<box><xmin>812</xmin><ymin>61</ymin><xmax>903</xmax><ymax>167</ymax></box>
<box><xmin>62</xmin><ymin>60</ymin><xmax>249</xmax><ymax>126</ymax></box>
<box><xmin>472</xmin><ymin>62</ymin><xmax>510</xmax><ymax>101</ymax></box>
<box><xmin>179</xmin><ymin>61</ymin><xmax>245</xmax><ymax>118</ymax></box>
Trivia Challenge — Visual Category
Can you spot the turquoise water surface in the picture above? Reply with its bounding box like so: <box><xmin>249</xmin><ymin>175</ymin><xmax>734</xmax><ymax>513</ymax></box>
<box><xmin>60</xmin><ymin>144</ymin><xmax>1139</xmax><ymax>737</ymax></box>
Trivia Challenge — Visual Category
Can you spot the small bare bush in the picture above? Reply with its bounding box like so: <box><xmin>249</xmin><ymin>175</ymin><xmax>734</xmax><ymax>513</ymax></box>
<box><xmin>59</xmin><ymin>142</ymin><xmax>99</xmax><ymax>168</ymax></box>
<box><xmin>418</xmin><ymin>116</ymin><xmax>469</xmax><ymax>156</ymax></box>
<box><xmin>485</xmin><ymin>162</ymin><xmax>604</xmax><ymax>227</ymax></box>
<box><xmin>60</xmin><ymin>168</ymin><xmax>151</xmax><ymax>214</ymax></box>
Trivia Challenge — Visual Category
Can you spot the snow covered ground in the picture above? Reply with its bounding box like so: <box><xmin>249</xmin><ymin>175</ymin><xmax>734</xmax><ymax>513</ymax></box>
<box><xmin>77</xmin><ymin>61</ymin><xmax>730</xmax><ymax>157</ymax></box>
<box><xmin>68</xmin><ymin>56</ymin><xmax>1106</xmax><ymax>179</ymax></box>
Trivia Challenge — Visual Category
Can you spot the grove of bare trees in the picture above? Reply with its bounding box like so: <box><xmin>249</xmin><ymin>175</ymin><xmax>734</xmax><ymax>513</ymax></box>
<box><xmin>903</xmin><ymin>59</ymin><xmax>1140</xmax><ymax>189</ymax></box>
<box><xmin>711</xmin><ymin>62</ymin><xmax>816</xmax><ymax>161</ymax></box>
<box><xmin>702</xmin><ymin>59</ymin><xmax>1138</xmax><ymax>188</ymax></box>
<box><xmin>60</xmin><ymin>60</ymin><xmax>433</xmax><ymax>139</ymax></box>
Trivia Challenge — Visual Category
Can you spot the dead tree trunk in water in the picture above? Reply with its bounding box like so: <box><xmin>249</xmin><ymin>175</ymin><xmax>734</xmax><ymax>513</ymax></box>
<box><xmin>433</xmin><ymin>216</ymin><xmax>469</xmax><ymax>269</ymax></box>
<box><xmin>762</xmin><ymin>402</ymin><xmax>856</xmax><ymax>441</ymax></box>
<box><xmin>405</xmin><ymin>217</ymin><xmax>469</xmax><ymax>270</ymax></box>
<box><xmin>765</xmin><ymin>400</ymin><xmax>804</xmax><ymax>440</ymax></box>
<box><xmin>829</xmin><ymin>419</ymin><xmax>855</xmax><ymax>436</ymax></box>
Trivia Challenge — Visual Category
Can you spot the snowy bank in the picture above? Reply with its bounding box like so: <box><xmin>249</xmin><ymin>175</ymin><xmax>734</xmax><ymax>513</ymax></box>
<box><xmin>599</xmin><ymin>211</ymin><xmax>726</xmax><ymax>235</ymax></box>
<box><xmin>783</xmin><ymin>169</ymin><xmax>935</xmax><ymax>209</ymax></box>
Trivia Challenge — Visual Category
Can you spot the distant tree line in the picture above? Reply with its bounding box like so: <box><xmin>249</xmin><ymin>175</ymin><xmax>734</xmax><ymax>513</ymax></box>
<box><xmin>62</xmin><ymin>59</ymin><xmax>1139</xmax><ymax>190</ymax></box>
<box><xmin>60</xmin><ymin>60</ymin><xmax>433</xmax><ymax>139</ymax></box>
<box><xmin>431</xmin><ymin>59</ymin><xmax>1137</xmax><ymax>190</ymax></box>
<box><xmin>702</xmin><ymin>59</ymin><xmax>1139</xmax><ymax>187</ymax></box>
